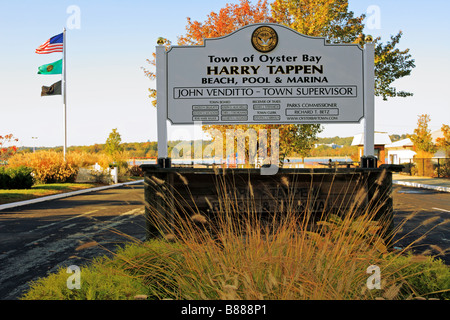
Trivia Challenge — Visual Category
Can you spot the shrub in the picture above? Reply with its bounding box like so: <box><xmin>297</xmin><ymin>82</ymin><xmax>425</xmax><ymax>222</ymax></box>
<box><xmin>435</xmin><ymin>160</ymin><xmax>450</xmax><ymax>178</ymax></box>
<box><xmin>108</xmin><ymin>150</ymin><xmax>130</xmax><ymax>182</ymax></box>
<box><xmin>127</xmin><ymin>165</ymin><xmax>144</xmax><ymax>177</ymax></box>
<box><xmin>8</xmin><ymin>151</ymin><xmax>78</xmax><ymax>184</ymax></box>
<box><xmin>0</xmin><ymin>166</ymin><xmax>12</xmax><ymax>189</ymax></box>
<box><xmin>89</xmin><ymin>167</ymin><xmax>112</xmax><ymax>184</ymax></box>
<box><xmin>383</xmin><ymin>254</ymin><xmax>450</xmax><ymax>300</ymax></box>
<box><xmin>7</xmin><ymin>166</ymin><xmax>34</xmax><ymax>189</ymax></box>
<box><xmin>66</xmin><ymin>151</ymin><xmax>112</xmax><ymax>169</ymax></box>
<box><xmin>0</xmin><ymin>166</ymin><xmax>33</xmax><ymax>189</ymax></box>
<box><xmin>21</xmin><ymin>256</ymin><xmax>149</xmax><ymax>300</ymax></box>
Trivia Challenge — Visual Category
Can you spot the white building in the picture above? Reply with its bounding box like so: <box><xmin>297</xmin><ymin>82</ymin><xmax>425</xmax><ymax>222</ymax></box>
<box><xmin>431</xmin><ymin>129</ymin><xmax>446</xmax><ymax>158</ymax></box>
<box><xmin>385</xmin><ymin>129</ymin><xmax>447</xmax><ymax>164</ymax></box>
<box><xmin>351</xmin><ymin>132</ymin><xmax>392</xmax><ymax>165</ymax></box>
<box><xmin>385</xmin><ymin>138</ymin><xmax>415</xmax><ymax>164</ymax></box>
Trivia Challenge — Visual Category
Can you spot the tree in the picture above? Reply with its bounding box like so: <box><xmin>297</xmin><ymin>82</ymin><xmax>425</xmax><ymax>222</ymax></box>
<box><xmin>142</xmin><ymin>0</ymin><xmax>272</xmax><ymax>106</ymax></box>
<box><xmin>371</xmin><ymin>32</ymin><xmax>415</xmax><ymax>100</ymax></box>
<box><xmin>271</xmin><ymin>0</ymin><xmax>364</xmax><ymax>42</ymax></box>
<box><xmin>105</xmin><ymin>128</ymin><xmax>123</xmax><ymax>156</ymax></box>
<box><xmin>436</xmin><ymin>124</ymin><xmax>450</xmax><ymax>157</ymax></box>
<box><xmin>0</xmin><ymin>134</ymin><xmax>18</xmax><ymax>162</ymax></box>
<box><xmin>288</xmin><ymin>124</ymin><xmax>323</xmax><ymax>163</ymax></box>
<box><xmin>142</xmin><ymin>38</ymin><xmax>172</xmax><ymax>107</ymax></box>
<box><xmin>271</xmin><ymin>0</ymin><xmax>415</xmax><ymax>100</ymax></box>
<box><xmin>389</xmin><ymin>134</ymin><xmax>408</xmax><ymax>143</ymax></box>
<box><xmin>178</xmin><ymin>0</ymin><xmax>272</xmax><ymax>45</ymax></box>
<box><xmin>409</xmin><ymin>114</ymin><xmax>436</xmax><ymax>156</ymax></box>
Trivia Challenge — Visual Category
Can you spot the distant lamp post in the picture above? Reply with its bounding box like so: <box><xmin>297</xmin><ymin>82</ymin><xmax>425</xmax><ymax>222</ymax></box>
<box><xmin>32</xmin><ymin>137</ymin><xmax>38</xmax><ymax>153</ymax></box>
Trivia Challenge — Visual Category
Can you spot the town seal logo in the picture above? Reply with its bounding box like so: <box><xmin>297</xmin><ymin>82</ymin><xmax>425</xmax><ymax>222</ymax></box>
<box><xmin>251</xmin><ymin>26</ymin><xmax>278</xmax><ymax>53</ymax></box>
<box><xmin>46</xmin><ymin>65</ymin><xmax>54</xmax><ymax>72</ymax></box>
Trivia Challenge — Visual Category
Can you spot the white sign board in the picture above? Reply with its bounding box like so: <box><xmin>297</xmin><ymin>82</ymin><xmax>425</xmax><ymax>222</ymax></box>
<box><xmin>164</xmin><ymin>23</ymin><xmax>365</xmax><ymax>125</ymax></box>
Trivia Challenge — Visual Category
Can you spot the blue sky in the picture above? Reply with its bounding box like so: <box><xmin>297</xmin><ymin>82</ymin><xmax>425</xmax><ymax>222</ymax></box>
<box><xmin>0</xmin><ymin>0</ymin><xmax>449</xmax><ymax>148</ymax></box>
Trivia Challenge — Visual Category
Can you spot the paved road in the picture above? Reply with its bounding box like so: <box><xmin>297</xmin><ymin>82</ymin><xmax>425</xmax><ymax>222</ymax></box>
<box><xmin>392</xmin><ymin>186</ymin><xmax>450</xmax><ymax>264</ymax></box>
<box><xmin>0</xmin><ymin>183</ymin><xmax>448</xmax><ymax>300</ymax></box>
<box><xmin>0</xmin><ymin>183</ymin><xmax>146</xmax><ymax>300</ymax></box>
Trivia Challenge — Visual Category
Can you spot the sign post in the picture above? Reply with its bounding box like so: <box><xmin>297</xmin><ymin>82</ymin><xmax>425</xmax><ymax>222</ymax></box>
<box><xmin>156</xmin><ymin>38</ymin><xmax>169</xmax><ymax>167</ymax></box>
<box><xmin>363</xmin><ymin>37</ymin><xmax>375</xmax><ymax>159</ymax></box>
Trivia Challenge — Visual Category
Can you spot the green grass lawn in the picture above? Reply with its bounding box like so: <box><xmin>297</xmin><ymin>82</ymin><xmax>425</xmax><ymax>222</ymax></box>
<box><xmin>0</xmin><ymin>183</ymin><xmax>101</xmax><ymax>205</ymax></box>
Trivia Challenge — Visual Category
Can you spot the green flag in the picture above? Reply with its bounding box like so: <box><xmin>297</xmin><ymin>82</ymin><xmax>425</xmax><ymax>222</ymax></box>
<box><xmin>37</xmin><ymin>59</ymin><xmax>62</xmax><ymax>74</ymax></box>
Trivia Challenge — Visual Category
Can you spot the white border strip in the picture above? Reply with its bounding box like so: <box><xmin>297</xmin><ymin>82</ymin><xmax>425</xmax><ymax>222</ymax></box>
<box><xmin>0</xmin><ymin>180</ymin><xmax>144</xmax><ymax>211</ymax></box>
<box><xmin>393</xmin><ymin>180</ymin><xmax>450</xmax><ymax>193</ymax></box>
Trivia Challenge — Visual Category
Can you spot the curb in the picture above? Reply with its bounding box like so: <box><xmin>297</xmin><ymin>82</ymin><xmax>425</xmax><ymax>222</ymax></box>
<box><xmin>393</xmin><ymin>180</ymin><xmax>450</xmax><ymax>193</ymax></box>
<box><xmin>0</xmin><ymin>180</ymin><xmax>144</xmax><ymax>211</ymax></box>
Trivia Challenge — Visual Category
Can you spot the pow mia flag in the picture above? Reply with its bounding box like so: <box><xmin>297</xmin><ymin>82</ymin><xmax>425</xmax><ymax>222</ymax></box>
<box><xmin>41</xmin><ymin>80</ymin><xmax>61</xmax><ymax>96</ymax></box>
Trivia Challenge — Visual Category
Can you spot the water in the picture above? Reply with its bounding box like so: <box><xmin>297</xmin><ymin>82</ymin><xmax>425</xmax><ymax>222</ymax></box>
<box><xmin>130</xmin><ymin>157</ymin><xmax>353</xmax><ymax>166</ymax></box>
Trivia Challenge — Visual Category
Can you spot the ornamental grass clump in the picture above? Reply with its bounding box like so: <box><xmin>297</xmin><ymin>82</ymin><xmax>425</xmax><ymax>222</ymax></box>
<box><xmin>21</xmin><ymin>169</ymin><xmax>450</xmax><ymax>300</ymax></box>
<box><xmin>139</xmin><ymin>169</ymin><xmax>449</xmax><ymax>300</ymax></box>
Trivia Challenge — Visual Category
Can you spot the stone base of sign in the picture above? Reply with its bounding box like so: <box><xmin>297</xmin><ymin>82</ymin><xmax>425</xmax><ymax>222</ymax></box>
<box><xmin>141</xmin><ymin>164</ymin><xmax>402</xmax><ymax>244</ymax></box>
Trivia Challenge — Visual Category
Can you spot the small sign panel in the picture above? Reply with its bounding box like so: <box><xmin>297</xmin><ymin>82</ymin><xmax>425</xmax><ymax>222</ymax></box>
<box><xmin>166</xmin><ymin>23</ymin><xmax>364</xmax><ymax>125</ymax></box>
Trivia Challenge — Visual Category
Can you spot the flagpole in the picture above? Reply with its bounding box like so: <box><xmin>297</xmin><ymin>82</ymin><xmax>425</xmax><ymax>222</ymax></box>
<box><xmin>62</xmin><ymin>27</ymin><xmax>67</xmax><ymax>161</ymax></box>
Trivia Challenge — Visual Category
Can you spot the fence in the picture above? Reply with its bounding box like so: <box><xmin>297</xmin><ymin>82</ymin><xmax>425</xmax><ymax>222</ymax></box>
<box><xmin>399</xmin><ymin>158</ymin><xmax>450</xmax><ymax>178</ymax></box>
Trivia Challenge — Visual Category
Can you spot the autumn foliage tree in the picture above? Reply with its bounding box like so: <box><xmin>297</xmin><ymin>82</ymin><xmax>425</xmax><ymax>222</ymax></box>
<box><xmin>178</xmin><ymin>0</ymin><xmax>273</xmax><ymax>45</ymax></box>
<box><xmin>436</xmin><ymin>124</ymin><xmax>450</xmax><ymax>158</ymax></box>
<box><xmin>436</xmin><ymin>124</ymin><xmax>450</xmax><ymax>177</ymax></box>
<box><xmin>142</xmin><ymin>0</ymin><xmax>272</xmax><ymax>107</ymax></box>
<box><xmin>271</xmin><ymin>0</ymin><xmax>415</xmax><ymax>100</ymax></box>
<box><xmin>105</xmin><ymin>128</ymin><xmax>124</xmax><ymax>156</ymax></box>
<box><xmin>409</xmin><ymin>114</ymin><xmax>436</xmax><ymax>157</ymax></box>
<box><xmin>272</xmin><ymin>0</ymin><xmax>364</xmax><ymax>41</ymax></box>
<box><xmin>0</xmin><ymin>134</ymin><xmax>19</xmax><ymax>162</ymax></box>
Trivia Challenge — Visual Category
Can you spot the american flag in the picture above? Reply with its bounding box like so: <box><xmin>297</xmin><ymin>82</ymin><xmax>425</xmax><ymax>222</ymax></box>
<box><xmin>35</xmin><ymin>33</ymin><xmax>63</xmax><ymax>54</ymax></box>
